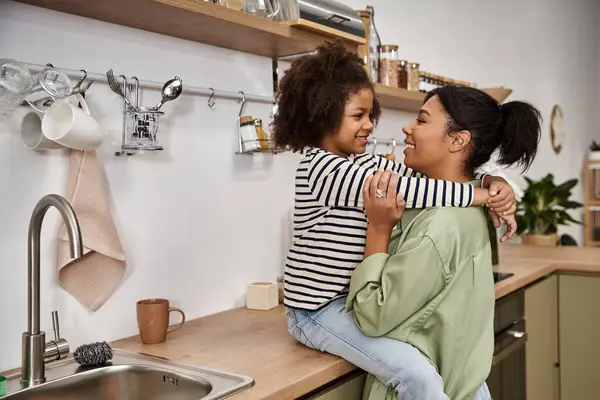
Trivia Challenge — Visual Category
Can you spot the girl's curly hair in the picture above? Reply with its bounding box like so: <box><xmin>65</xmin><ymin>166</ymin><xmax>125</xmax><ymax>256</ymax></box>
<box><xmin>272</xmin><ymin>41</ymin><xmax>381</xmax><ymax>153</ymax></box>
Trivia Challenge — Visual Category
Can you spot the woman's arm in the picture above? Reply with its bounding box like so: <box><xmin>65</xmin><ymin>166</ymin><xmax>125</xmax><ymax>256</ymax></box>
<box><xmin>345</xmin><ymin>236</ymin><xmax>446</xmax><ymax>337</ymax></box>
<box><xmin>364</xmin><ymin>225</ymin><xmax>394</xmax><ymax>258</ymax></box>
<box><xmin>307</xmin><ymin>150</ymin><xmax>485</xmax><ymax>209</ymax></box>
<box><xmin>347</xmin><ymin>172</ymin><xmax>447</xmax><ymax>336</ymax></box>
<box><xmin>361</xmin><ymin>171</ymin><xmax>405</xmax><ymax>257</ymax></box>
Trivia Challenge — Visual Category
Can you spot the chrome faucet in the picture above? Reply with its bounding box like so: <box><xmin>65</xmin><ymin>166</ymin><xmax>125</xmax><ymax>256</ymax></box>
<box><xmin>21</xmin><ymin>194</ymin><xmax>83</xmax><ymax>387</ymax></box>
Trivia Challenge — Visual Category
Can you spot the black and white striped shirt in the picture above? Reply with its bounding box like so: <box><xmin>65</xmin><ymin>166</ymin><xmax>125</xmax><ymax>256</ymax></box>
<box><xmin>284</xmin><ymin>148</ymin><xmax>483</xmax><ymax>310</ymax></box>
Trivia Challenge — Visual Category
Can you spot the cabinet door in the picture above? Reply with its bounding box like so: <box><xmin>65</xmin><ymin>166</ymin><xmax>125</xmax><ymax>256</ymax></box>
<box><xmin>559</xmin><ymin>274</ymin><xmax>600</xmax><ymax>400</ymax></box>
<box><xmin>304</xmin><ymin>372</ymin><xmax>366</xmax><ymax>400</ymax></box>
<box><xmin>502</xmin><ymin>344</ymin><xmax>527</xmax><ymax>400</ymax></box>
<box><xmin>525</xmin><ymin>274</ymin><xmax>559</xmax><ymax>400</ymax></box>
<box><xmin>487</xmin><ymin>363</ymin><xmax>502</xmax><ymax>400</ymax></box>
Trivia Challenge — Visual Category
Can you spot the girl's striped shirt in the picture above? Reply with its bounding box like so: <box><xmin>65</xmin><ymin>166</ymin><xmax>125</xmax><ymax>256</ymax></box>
<box><xmin>284</xmin><ymin>148</ymin><xmax>484</xmax><ymax>310</ymax></box>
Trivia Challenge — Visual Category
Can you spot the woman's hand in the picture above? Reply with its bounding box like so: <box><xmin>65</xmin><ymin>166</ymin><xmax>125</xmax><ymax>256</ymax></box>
<box><xmin>363</xmin><ymin>170</ymin><xmax>406</xmax><ymax>232</ymax></box>
<box><xmin>363</xmin><ymin>170</ymin><xmax>405</xmax><ymax>257</ymax></box>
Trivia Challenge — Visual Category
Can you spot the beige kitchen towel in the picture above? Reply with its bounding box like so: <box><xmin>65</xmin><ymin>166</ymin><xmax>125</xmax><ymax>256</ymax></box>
<box><xmin>57</xmin><ymin>150</ymin><xmax>126</xmax><ymax>311</ymax></box>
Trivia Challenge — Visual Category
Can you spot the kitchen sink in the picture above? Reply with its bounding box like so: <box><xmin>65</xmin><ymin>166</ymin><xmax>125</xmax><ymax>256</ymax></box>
<box><xmin>493</xmin><ymin>271</ymin><xmax>514</xmax><ymax>283</ymax></box>
<box><xmin>1</xmin><ymin>349</ymin><xmax>253</xmax><ymax>399</ymax></box>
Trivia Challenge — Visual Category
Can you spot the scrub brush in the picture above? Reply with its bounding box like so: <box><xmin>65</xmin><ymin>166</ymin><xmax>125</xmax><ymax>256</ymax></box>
<box><xmin>73</xmin><ymin>341</ymin><xmax>113</xmax><ymax>367</ymax></box>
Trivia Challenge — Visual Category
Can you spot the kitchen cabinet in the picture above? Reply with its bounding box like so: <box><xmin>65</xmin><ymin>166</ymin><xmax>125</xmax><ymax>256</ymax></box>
<box><xmin>558</xmin><ymin>274</ymin><xmax>600</xmax><ymax>400</ymax></box>
<box><xmin>302</xmin><ymin>371</ymin><xmax>366</xmax><ymax>400</ymax></box>
<box><xmin>524</xmin><ymin>274</ymin><xmax>559</xmax><ymax>400</ymax></box>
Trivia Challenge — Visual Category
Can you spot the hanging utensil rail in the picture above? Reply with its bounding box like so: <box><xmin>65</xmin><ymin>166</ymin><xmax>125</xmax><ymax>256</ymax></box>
<box><xmin>18</xmin><ymin>61</ymin><xmax>275</xmax><ymax>104</ymax></box>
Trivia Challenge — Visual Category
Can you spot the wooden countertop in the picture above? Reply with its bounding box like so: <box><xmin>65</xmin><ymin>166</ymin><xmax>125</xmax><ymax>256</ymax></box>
<box><xmin>109</xmin><ymin>245</ymin><xmax>600</xmax><ymax>399</ymax></box>
<box><xmin>111</xmin><ymin>305</ymin><xmax>355</xmax><ymax>400</ymax></box>
<box><xmin>494</xmin><ymin>244</ymin><xmax>600</xmax><ymax>299</ymax></box>
<box><xmin>5</xmin><ymin>244</ymin><xmax>600</xmax><ymax>399</ymax></box>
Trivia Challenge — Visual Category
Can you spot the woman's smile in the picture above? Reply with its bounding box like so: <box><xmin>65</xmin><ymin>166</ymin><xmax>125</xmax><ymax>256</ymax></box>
<box><xmin>403</xmin><ymin>139</ymin><xmax>416</xmax><ymax>155</ymax></box>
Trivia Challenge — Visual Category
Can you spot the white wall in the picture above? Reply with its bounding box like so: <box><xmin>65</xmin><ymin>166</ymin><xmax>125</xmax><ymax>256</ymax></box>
<box><xmin>1</xmin><ymin>0</ymin><xmax>598</xmax><ymax>371</ymax></box>
<box><xmin>342</xmin><ymin>0</ymin><xmax>600</xmax><ymax>241</ymax></box>
<box><xmin>0</xmin><ymin>1</ymin><xmax>300</xmax><ymax>372</ymax></box>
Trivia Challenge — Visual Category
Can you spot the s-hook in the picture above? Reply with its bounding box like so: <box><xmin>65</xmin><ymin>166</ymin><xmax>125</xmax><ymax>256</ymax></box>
<box><xmin>208</xmin><ymin>87</ymin><xmax>216</xmax><ymax>109</ymax></box>
<box><xmin>71</xmin><ymin>69</ymin><xmax>94</xmax><ymax>95</ymax></box>
<box><xmin>237</xmin><ymin>91</ymin><xmax>246</xmax><ymax>117</ymax></box>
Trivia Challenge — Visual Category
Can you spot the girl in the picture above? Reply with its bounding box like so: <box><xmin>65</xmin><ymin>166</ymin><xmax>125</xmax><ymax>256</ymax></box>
<box><xmin>274</xmin><ymin>41</ymin><xmax>516</xmax><ymax>400</ymax></box>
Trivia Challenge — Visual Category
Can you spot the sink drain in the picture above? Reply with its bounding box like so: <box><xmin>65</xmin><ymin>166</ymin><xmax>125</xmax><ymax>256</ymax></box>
<box><xmin>163</xmin><ymin>374</ymin><xmax>179</xmax><ymax>387</ymax></box>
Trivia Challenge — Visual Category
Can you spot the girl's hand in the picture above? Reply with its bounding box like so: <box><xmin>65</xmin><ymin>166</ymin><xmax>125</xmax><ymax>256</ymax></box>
<box><xmin>363</xmin><ymin>170</ymin><xmax>406</xmax><ymax>232</ymax></box>
<box><xmin>499</xmin><ymin>214</ymin><xmax>517</xmax><ymax>242</ymax></box>
<box><xmin>488</xmin><ymin>210</ymin><xmax>518</xmax><ymax>243</ymax></box>
<box><xmin>484</xmin><ymin>177</ymin><xmax>518</xmax><ymax>242</ymax></box>
<box><xmin>486</xmin><ymin>177</ymin><xmax>517</xmax><ymax>215</ymax></box>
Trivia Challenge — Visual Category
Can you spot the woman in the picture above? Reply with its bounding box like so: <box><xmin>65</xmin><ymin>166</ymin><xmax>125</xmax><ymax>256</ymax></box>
<box><xmin>347</xmin><ymin>85</ymin><xmax>541</xmax><ymax>399</ymax></box>
<box><xmin>281</xmin><ymin>42</ymin><xmax>518</xmax><ymax>400</ymax></box>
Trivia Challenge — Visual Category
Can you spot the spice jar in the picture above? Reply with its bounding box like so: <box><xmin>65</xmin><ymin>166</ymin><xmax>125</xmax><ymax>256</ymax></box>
<box><xmin>418</xmin><ymin>71</ymin><xmax>427</xmax><ymax>92</ymax></box>
<box><xmin>356</xmin><ymin>7</ymin><xmax>381</xmax><ymax>83</ymax></box>
<box><xmin>407</xmin><ymin>62</ymin><xmax>420</xmax><ymax>91</ymax></box>
<box><xmin>253</xmin><ymin>118</ymin><xmax>270</xmax><ymax>149</ymax></box>
<box><xmin>239</xmin><ymin>115</ymin><xmax>259</xmax><ymax>152</ymax></box>
<box><xmin>397</xmin><ymin>60</ymin><xmax>408</xmax><ymax>89</ymax></box>
<box><xmin>378</xmin><ymin>45</ymin><xmax>399</xmax><ymax>87</ymax></box>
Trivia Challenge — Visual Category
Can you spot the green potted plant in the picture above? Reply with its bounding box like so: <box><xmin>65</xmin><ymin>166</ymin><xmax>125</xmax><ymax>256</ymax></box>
<box><xmin>516</xmin><ymin>174</ymin><xmax>583</xmax><ymax>246</ymax></box>
<box><xmin>589</xmin><ymin>140</ymin><xmax>600</xmax><ymax>161</ymax></box>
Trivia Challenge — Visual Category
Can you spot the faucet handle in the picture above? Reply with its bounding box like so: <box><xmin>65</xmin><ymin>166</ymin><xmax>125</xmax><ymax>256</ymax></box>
<box><xmin>51</xmin><ymin>310</ymin><xmax>61</xmax><ymax>341</ymax></box>
<box><xmin>44</xmin><ymin>310</ymin><xmax>69</xmax><ymax>363</ymax></box>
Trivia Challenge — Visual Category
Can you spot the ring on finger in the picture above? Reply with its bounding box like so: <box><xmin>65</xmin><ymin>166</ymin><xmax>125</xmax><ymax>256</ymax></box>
<box><xmin>376</xmin><ymin>188</ymin><xmax>387</xmax><ymax>198</ymax></box>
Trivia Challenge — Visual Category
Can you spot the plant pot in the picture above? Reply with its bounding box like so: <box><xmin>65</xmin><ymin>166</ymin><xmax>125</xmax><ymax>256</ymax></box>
<box><xmin>522</xmin><ymin>233</ymin><xmax>558</xmax><ymax>247</ymax></box>
<box><xmin>589</xmin><ymin>150</ymin><xmax>600</xmax><ymax>161</ymax></box>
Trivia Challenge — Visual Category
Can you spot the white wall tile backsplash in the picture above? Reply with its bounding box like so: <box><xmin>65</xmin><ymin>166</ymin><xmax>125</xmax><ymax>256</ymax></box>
<box><xmin>1</xmin><ymin>0</ymin><xmax>599</xmax><ymax>371</ymax></box>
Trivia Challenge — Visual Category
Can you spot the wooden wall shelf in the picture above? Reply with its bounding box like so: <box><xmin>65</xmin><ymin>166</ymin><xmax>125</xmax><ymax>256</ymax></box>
<box><xmin>283</xmin><ymin>19</ymin><xmax>365</xmax><ymax>46</ymax></box>
<box><xmin>17</xmin><ymin>0</ymin><xmax>362</xmax><ymax>58</ymax></box>
<box><xmin>481</xmin><ymin>87</ymin><xmax>513</xmax><ymax>103</ymax></box>
<box><xmin>375</xmin><ymin>85</ymin><xmax>425</xmax><ymax>112</ymax></box>
<box><xmin>19</xmin><ymin>0</ymin><xmax>513</xmax><ymax>113</ymax></box>
<box><xmin>375</xmin><ymin>84</ymin><xmax>513</xmax><ymax>112</ymax></box>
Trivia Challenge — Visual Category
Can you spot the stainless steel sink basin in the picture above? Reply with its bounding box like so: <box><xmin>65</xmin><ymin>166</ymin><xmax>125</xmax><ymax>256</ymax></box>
<box><xmin>1</xmin><ymin>349</ymin><xmax>253</xmax><ymax>399</ymax></box>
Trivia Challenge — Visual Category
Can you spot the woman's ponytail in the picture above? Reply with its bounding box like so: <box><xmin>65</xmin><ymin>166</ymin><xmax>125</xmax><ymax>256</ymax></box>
<box><xmin>497</xmin><ymin>101</ymin><xmax>542</xmax><ymax>171</ymax></box>
<box><xmin>424</xmin><ymin>86</ymin><xmax>542</xmax><ymax>173</ymax></box>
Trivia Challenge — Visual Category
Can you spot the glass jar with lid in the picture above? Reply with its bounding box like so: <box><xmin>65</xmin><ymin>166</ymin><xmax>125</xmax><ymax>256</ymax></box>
<box><xmin>407</xmin><ymin>62</ymin><xmax>420</xmax><ymax>91</ymax></box>
<box><xmin>378</xmin><ymin>45</ymin><xmax>399</xmax><ymax>87</ymax></box>
<box><xmin>356</xmin><ymin>7</ymin><xmax>381</xmax><ymax>83</ymax></box>
<box><xmin>397</xmin><ymin>60</ymin><xmax>408</xmax><ymax>89</ymax></box>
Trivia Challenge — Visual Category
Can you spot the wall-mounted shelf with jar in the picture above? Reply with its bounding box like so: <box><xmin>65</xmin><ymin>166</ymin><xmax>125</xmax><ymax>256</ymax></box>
<box><xmin>481</xmin><ymin>87</ymin><xmax>513</xmax><ymax>103</ymax></box>
<box><xmin>375</xmin><ymin>84</ymin><xmax>426</xmax><ymax>112</ymax></box>
<box><xmin>283</xmin><ymin>19</ymin><xmax>365</xmax><ymax>46</ymax></box>
<box><xmin>354</xmin><ymin>7</ymin><xmax>513</xmax><ymax>113</ymax></box>
<box><xmin>374</xmin><ymin>84</ymin><xmax>513</xmax><ymax>112</ymax></box>
<box><xmin>16</xmin><ymin>0</ymin><xmax>364</xmax><ymax>58</ymax></box>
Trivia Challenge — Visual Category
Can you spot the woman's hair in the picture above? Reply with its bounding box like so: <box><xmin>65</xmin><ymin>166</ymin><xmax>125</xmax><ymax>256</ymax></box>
<box><xmin>272</xmin><ymin>41</ymin><xmax>381</xmax><ymax>152</ymax></box>
<box><xmin>424</xmin><ymin>86</ymin><xmax>541</xmax><ymax>173</ymax></box>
